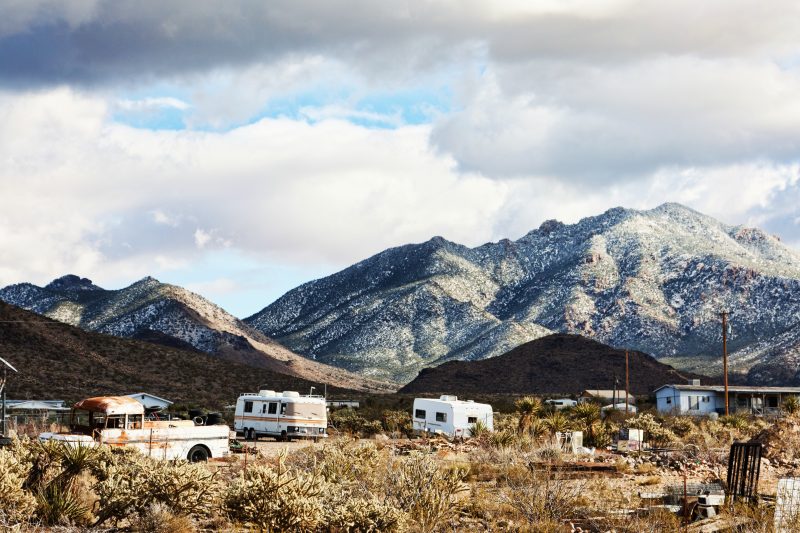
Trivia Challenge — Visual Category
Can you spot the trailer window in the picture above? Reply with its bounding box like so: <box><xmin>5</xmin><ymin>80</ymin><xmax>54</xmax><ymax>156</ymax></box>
<box><xmin>244</xmin><ymin>401</ymin><xmax>253</xmax><ymax>413</ymax></box>
<box><xmin>468</xmin><ymin>416</ymin><xmax>477</xmax><ymax>424</ymax></box>
<box><xmin>285</xmin><ymin>403</ymin><xmax>323</xmax><ymax>417</ymax></box>
<box><xmin>280</xmin><ymin>403</ymin><xmax>287</xmax><ymax>415</ymax></box>
<box><xmin>435</xmin><ymin>412</ymin><xmax>447</xmax><ymax>422</ymax></box>
<box><xmin>414</xmin><ymin>409</ymin><xmax>426</xmax><ymax>419</ymax></box>
<box><xmin>268</xmin><ymin>403</ymin><xmax>278</xmax><ymax>414</ymax></box>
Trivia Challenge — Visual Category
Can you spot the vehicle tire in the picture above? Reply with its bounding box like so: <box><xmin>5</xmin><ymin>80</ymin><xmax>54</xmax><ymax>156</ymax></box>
<box><xmin>247</xmin><ymin>428</ymin><xmax>255</xmax><ymax>440</ymax></box>
<box><xmin>280</xmin><ymin>430</ymin><xmax>287</xmax><ymax>442</ymax></box>
<box><xmin>188</xmin><ymin>445</ymin><xmax>210</xmax><ymax>462</ymax></box>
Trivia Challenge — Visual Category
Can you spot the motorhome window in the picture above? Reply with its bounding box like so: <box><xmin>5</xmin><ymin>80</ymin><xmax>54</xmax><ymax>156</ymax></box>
<box><xmin>268</xmin><ymin>403</ymin><xmax>278</xmax><ymax>414</ymax></box>
<box><xmin>285</xmin><ymin>403</ymin><xmax>322</xmax><ymax>417</ymax></box>
<box><xmin>280</xmin><ymin>403</ymin><xmax>287</xmax><ymax>415</ymax></box>
<box><xmin>415</xmin><ymin>409</ymin><xmax>426</xmax><ymax>419</ymax></box>
<box><xmin>262</xmin><ymin>404</ymin><xmax>267</xmax><ymax>414</ymax></box>
<box><xmin>468</xmin><ymin>416</ymin><xmax>477</xmax><ymax>424</ymax></box>
<box><xmin>244</xmin><ymin>401</ymin><xmax>253</xmax><ymax>413</ymax></box>
<box><xmin>127</xmin><ymin>414</ymin><xmax>143</xmax><ymax>429</ymax></box>
<box><xmin>435</xmin><ymin>412</ymin><xmax>447</xmax><ymax>422</ymax></box>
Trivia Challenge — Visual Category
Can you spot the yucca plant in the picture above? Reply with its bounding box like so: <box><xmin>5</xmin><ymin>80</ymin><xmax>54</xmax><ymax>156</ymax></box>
<box><xmin>515</xmin><ymin>396</ymin><xmax>542</xmax><ymax>435</ymax></box>
<box><xmin>468</xmin><ymin>420</ymin><xmax>490</xmax><ymax>439</ymax></box>
<box><xmin>784</xmin><ymin>395</ymin><xmax>800</xmax><ymax>416</ymax></box>
<box><xmin>36</xmin><ymin>482</ymin><xmax>91</xmax><ymax>526</ymax></box>
<box><xmin>570</xmin><ymin>402</ymin><xmax>601</xmax><ymax>445</ymax></box>
<box><xmin>543</xmin><ymin>411</ymin><xmax>572</xmax><ymax>435</ymax></box>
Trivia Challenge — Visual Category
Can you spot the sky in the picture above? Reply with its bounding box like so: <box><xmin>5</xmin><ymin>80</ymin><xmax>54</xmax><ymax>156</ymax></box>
<box><xmin>1</xmin><ymin>0</ymin><xmax>800</xmax><ymax>317</ymax></box>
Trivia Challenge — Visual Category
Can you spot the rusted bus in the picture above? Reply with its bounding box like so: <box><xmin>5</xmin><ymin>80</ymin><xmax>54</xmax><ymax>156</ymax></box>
<box><xmin>40</xmin><ymin>395</ymin><xmax>230</xmax><ymax>462</ymax></box>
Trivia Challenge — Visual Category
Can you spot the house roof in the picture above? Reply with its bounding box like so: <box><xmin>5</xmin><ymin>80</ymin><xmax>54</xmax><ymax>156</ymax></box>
<box><xmin>8</xmin><ymin>401</ymin><xmax>70</xmax><ymax>411</ymax></box>
<box><xmin>126</xmin><ymin>393</ymin><xmax>173</xmax><ymax>405</ymax></box>
<box><xmin>580</xmin><ymin>389</ymin><xmax>635</xmax><ymax>399</ymax></box>
<box><xmin>654</xmin><ymin>384</ymin><xmax>800</xmax><ymax>395</ymax></box>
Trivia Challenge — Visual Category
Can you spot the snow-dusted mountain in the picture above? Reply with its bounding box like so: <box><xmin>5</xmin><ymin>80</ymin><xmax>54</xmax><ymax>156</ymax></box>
<box><xmin>0</xmin><ymin>275</ymin><xmax>391</xmax><ymax>392</ymax></box>
<box><xmin>246</xmin><ymin>203</ymin><xmax>800</xmax><ymax>383</ymax></box>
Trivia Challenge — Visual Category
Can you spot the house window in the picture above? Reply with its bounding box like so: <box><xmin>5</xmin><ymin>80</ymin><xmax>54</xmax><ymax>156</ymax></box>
<box><xmin>666</xmin><ymin>397</ymin><xmax>672</xmax><ymax>404</ymax></box>
<box><xmin>468</xmin><ymin>416</ymin><xmax>477</xmax><ymax>424</ymax></box>
<box><xmin>268</xmin><ymin>403</ymin><xmax>278</xmax><ymax>414</ymax></box>
<box><xmin>414</xmin><ymin>409</ymin><xmax>426</xmax><ymax>419</ymax></box>
<box><xmin>435</xmin><ymin>412</ymin><xmax>447</xmax><ymax>422</ymax></box>
<box><xmin>244</xmin><ymin>401</ymin><xmax>253</xmax><ymax>413</ymax></box>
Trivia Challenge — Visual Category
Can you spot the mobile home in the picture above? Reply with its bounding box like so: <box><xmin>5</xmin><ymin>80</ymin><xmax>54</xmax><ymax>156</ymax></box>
<box><xmin>412</xmin><ymin>395</ymin><xmax>493</xmax><ymax>438</ymax></box>
<box><xmin>234</xmin><ymin>390</ymin><xmax>327</xmax><ymax>441</ymax></box>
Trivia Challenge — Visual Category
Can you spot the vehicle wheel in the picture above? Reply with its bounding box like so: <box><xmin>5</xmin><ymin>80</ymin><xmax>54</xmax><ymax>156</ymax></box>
<box><xmin>248</xmin><ymin>428</ymin><xmax>255</xmax><ymax>440</ymax></box>
<box><xmin>280</xmin><ymin>430</ymin><xmax>287</xmax><ymax>442</ymax></box>
<box><xmin>188</xmin><ymin>445</ymin><xmax>209</xmax><ymax>462</ymax></box>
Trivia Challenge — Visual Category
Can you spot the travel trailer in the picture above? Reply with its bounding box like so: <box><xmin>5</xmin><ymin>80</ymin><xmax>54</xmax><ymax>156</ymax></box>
<box><xmin>234</xmin><ymin>390</ymin><xmax>327</xmax><ymax>441</ymax></box>
<box><xmin>545</xmin><ymin>398</ymin><xmax>578</xmax><ymax>409</ymax></box>
<box><xmin>39</xmin><ymin>396</ymin><xmax>229</xmax><ymax>462</ymax></box>
<box><xmin>412</xmin><ymin>395</ymin><xmax>493</xmax><ymax>438</ymax></box>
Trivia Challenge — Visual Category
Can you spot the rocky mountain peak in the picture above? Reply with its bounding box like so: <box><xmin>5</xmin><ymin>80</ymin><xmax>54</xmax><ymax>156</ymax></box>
<box><xmin>44</xmin><ymin>274</ymin><xmax>102</xmax><ymax>292</ymax></box>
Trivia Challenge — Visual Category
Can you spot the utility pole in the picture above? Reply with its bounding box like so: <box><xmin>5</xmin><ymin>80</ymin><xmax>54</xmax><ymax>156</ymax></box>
<box><xmin>722</xmin><ymin>311</ymin><xmax>729</xmax><ymax>416</ymax></box>
<box><xmin>625</xmin><ymin>350</ymin><xmax>630</xmax><ymax>416</ymax></box>
<box><xmin>0</xmin><ymin>356</ymin><xmax>18</xmax><ymax>438</ymax></box>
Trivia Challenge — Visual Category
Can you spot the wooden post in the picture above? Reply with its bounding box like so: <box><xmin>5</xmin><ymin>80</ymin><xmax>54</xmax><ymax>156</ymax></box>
<box><xmin>625</xmin><ymin>350</ymin><xmax>630</xmax><ymax>416</ymax></box>
<box><xmin>722</xmin><ymin>311</ymin><xmax>729</xmax><ymax>416</ymax></box>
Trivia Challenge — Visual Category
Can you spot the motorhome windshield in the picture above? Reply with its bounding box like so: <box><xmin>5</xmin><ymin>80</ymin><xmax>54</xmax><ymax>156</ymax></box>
<box><xmin>285</xmin><ymin>403</ymin><xmax>323</xmax><ymax>418</ymax></box>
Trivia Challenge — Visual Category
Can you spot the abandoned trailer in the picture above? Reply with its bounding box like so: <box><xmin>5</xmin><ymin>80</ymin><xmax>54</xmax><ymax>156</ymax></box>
<box><xmin>412</xmin><ymin>395</ymin><xmax>493</xmax><ymax>438</ymax></box>
<box><xmin>655</xmin><ymin>381</ymin><xmax>800</xmax><ymax>415</ymax></box>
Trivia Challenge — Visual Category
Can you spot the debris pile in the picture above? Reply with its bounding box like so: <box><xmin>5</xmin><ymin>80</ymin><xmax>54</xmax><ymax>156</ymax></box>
<box><xmin>750</xmin><ymin>416</ymin><xmax>800</xmax><ymax>467</ymax></box>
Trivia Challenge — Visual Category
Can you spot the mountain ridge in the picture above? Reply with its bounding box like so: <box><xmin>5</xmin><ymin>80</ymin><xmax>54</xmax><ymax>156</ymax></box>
<box><xmin>246</xmin><ymin>202</ymin><xmax>800</xmax><ymax>384</ymax></box>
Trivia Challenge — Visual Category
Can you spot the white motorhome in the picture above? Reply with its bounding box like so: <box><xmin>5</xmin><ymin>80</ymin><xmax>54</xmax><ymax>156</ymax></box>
<box><xmin>412</xmin><ymin>395</ymin><xmax>493</xmax><ymax>439</ymax></box>
<box><xmin>234</xmin><ymin>390</ymin><xmax>327</xmax><ymax>441</ymax></box>
<box><xmin>545</xmin><ymin>398</ymin><xmax>578</xmax><ymax>410</ymax></box>
<box><xmin>40</xmin><ymin>396</ymin><xmax>229</xmax><ymax>462</ymax></box>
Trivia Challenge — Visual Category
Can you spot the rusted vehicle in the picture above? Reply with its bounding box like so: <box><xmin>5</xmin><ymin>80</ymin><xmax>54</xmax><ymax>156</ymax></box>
<box><xmin>39</xmin><ymin>396</ymin><xmax>229</xmax><ymax>462</ymax></box>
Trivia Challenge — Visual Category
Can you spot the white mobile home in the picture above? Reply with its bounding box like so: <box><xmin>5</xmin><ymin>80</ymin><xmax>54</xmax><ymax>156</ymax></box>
<box><xmin>412</xmin><ymin>395</ymin><xmax>493</xmax><ymax>438</ymax></box>
<box><xmin>234</xmin><ymin>390</ymin><xmax>327</xmax><ymax>441</ymax></box>
<box><xmin>655</xmin><ymin>382</ymin><xmax>800</xmax><ymax>416</ymax></box>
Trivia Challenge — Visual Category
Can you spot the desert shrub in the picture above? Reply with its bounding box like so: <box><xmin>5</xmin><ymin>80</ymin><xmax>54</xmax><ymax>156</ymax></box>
<box><xmin>663</xmin><ymin>415</ymin><xmax>696</xmax><ymax>437</ymax></box>
<box><xmin>330</xmin><ymin>409</ymin><xmax>384</xmax><ymax>437</ymax></box>
<box><xmin>468</xmin><ymin>420</ymin><xmax>490</xmax><ymax>439</ymax></box>
<box><xmin>625</xmin><ymin>413</ymin><xmax>677</xmax><ymax>446</ymax></box>
<box><xmin>95</xmin><ymin>454</ymin><xmax>220</xmax><ymax>525</ymax></box>
<box><xmin>489</xmin><ymin>430</ymin><xmax>516</xmax><ymax>449</ymax></box>
<box><xmin>313</xmin><ymin>439</ymin><xmax>382</xmax><ymax>487</ymax></box>
<box><xmin>500</xmin><ymin>466</ymin><xmax>586</xmax><ymax>527</ymax></box>
<box><xmin>0</xmin><ymin>447</ymin><xmax>37</xmax><ymax>524</ymax></box>
<box><xmin>385</xmin><ymin>452</ymin><xmax>467</xmax><ymax>533</ymax></box>
<box><xmin>224</xmin><ymin>458</ymin><xmax>324</xmax><ymax>531</ymax></box>
<box><xmin>323</xmin><ymin>490</ymin><xmax>406</xmax><ymax>533</ymax></box>
<box><xmin>381</xmin><ymin>410</ymin><xmax>413</xmax><ymax>437</ymax></box>
<box><xmin>784</xmin><ymin>395</ymin><xmax>800</xmax><ymax>415</ymax></box>
<box><xmin>130</xmin><ymin>502</ymin><xmax>197</xmax><ymax>533</ymax></box>
<box><xmin>535</xmin><ymin>445</ymin><xmax>562</xmax><ymax>463</ymax></box>
<box><xmin>719</xmin><ymin>414</ymin><xmax>750</xmax><ymax>431</ymax></box>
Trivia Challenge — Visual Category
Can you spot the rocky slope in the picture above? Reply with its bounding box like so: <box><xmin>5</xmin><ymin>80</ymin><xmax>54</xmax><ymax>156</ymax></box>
<box><xmin>399</xmin><ymin>334</ymin><xmax>709</xmax><ymax>395</ymax></box>
<box><xmin>0</xmin><ymin>275</ymin><xmax>391</xmax><ymax>392</ymax></box>
<box><xmin>0</xmin><ymin>302</ymin><xmax>352</xmax><ymax>407</ymax></box>
<box><xmin>247</xmin><ymin>203</ymin><xmax>800</xmax><ymax>384</ymax></box>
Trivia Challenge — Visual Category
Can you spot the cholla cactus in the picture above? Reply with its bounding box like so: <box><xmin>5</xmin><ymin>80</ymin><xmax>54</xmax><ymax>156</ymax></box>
<box><xmin>0</xmin><ymin>448</ymin><xmax>36</xmax><ymax>524</ymax></box>
<box><xmin>324</xmin><ymin>490</ymin><xmax>406</xmax><ymax>533</ymax></box>
<box><xmin>385</xmin><ymin>453</ymin><xmax>467</xmax><ymax>533</ymax></box>
<box><xmin>224</xmin><ymin>455</ymin><xmax>324</xmax><ymax>532</ymax></box>
<box><xmin>94</xmin><ymin>454</ymin><xmax>220</xmax><ymax>525</ymax></box>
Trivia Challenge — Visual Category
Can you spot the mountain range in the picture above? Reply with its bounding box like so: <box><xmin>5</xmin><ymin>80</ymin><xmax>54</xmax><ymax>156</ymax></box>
<box><xmin>0</xmin><ymin>302</ymin><xmax>351</xmax><ymax>407</ymax></box>
<box><xmin>246</xmin><ymin>203</ymin><xmax>800</xmax><ymax>384</ymax></box>
<box><xmin>0</xmin><ymin>275</ymin><xmax>391</xmax><ymax>392</ymax></box>
<box><xmin>4</xmin><ymin>203</ymin><xmax>800</xmax><ymax>387</ymax></box>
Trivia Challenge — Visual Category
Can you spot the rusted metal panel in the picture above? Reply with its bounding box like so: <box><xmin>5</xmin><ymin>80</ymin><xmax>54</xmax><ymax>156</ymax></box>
<box><xmin>73</xmin><ymin>396</ymin><xmax>144</xmax><ymax>415</ymax></box>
